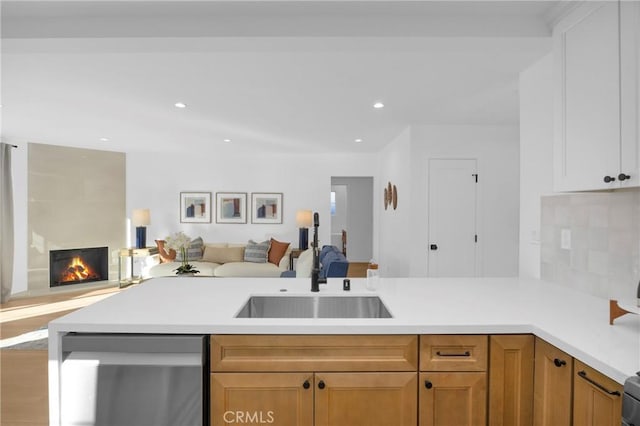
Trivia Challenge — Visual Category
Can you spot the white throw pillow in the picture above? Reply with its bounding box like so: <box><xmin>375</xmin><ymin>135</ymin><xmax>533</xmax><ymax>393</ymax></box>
<box><xmin>295</xmin><ymin>249</ymin><xmax>314</xmax><ymax>278</ymax></box>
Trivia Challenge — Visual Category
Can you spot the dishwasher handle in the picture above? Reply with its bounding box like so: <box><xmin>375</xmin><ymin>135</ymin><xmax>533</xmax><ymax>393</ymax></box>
<box><xmin>63</xmin><ymin>351</ymin><xmax>203</xmax><ymax>366</ymax></box>
<box><xmin>62</xmin><ymin>333</ymin><xmax>206</xmax><ymax>354</ymax></box>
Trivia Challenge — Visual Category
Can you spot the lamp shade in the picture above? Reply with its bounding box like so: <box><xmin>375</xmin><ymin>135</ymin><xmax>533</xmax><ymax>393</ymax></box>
<box><xmin>132</xmin><ymin>209</ymin><xmax>151</xmax><ymax>226</ymax></box>
<box><xmin>296</xmin><ymin>210</ymin><xmax>313</xmax><ymax>228</ymax></box>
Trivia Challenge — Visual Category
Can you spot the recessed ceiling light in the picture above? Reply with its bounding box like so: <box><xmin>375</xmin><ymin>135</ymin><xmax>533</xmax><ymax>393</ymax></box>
<box><xmin>373</xmin><ymin>102</ymin><xmax>385</xmax><ymax>109</ymax></box>
<box><xmin>174</xmin><ymin>102</ymin><xmax>187</xmax><ymax>108</ymax></box>
<box><xmin>354</xmin><ymin>138</ymin><xmax>363</xmax><ymax>143</ymax></box>
<box><xmin>99</xmin><ymin>137</ymin><xmax>109</xmax><ymax>142</ymax></box>
<box><xmin>223</xmin><ymin>139</ymin><xmax>232</xmax><ymax>143</ymax></box>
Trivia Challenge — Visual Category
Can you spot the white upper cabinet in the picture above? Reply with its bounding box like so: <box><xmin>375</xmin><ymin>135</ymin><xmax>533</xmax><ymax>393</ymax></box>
<box><xmin>553</xmin><ymin>1</ymin><xmax>639</xmax><ymax>191</ymax></box>
<box><xmin>620</xmin><ymin>1</ymin><xmax>640</xmax><ymax>188</ymax></box>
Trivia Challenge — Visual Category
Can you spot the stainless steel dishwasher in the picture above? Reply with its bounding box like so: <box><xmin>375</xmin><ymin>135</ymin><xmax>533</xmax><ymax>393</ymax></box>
<box><xmin>60</xmin><ymin>333</ymin><xmax>208</xmax><ymax>426</ymax></box>
<box><xmin>623</xmin><ymin>373</ymin><xmax>640</xmax><ymax>426</ymax></box>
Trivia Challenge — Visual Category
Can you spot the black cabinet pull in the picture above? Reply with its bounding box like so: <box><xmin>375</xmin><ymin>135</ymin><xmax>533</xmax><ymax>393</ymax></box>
<box><xmin>303</xmin><ymin>380</ymin><xmax>310</xmax><ymax>389</ymax></box>
<box><xmin>424</xmin><ymin>380</ymin><xmax>433</xmax><ymax>389</ymax></box>
<box><xmin>318</xmin><ymin>380</ymin><xmax>325</xmax><ymax>390</ymax></box>
<box><xmin>618</xmin><ymin>173</ymin><xmax>631</xmax><ymax>181</ymax></box>
<box><xmin>604</xmin><ymin>175</ymin><xmax>616</xmax><ymax>183</ymax></box>
<box><xmin>553</xmin><ymin>358</ymin><xmax>567</xmax><ymax>368</ymax></box>
<box><xmin>577</xmin><ymin>371</ymin><xmax>620</xmax><ymax>396</ymax></box>
<box><xmin>430</xmin><ymin>244</ymin><xmax>438</xmax><ymax>250</ymax></box>
<box><xmin>436</xmin><ymin>351</ymin><xmax>471</xmax><ymax>357</ymax></box>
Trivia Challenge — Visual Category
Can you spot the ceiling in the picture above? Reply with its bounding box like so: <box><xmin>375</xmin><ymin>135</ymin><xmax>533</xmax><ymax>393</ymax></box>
<box><xmin>0</xmin><ymin>1</ymin><xmax>566</xmax><ymax>154</ymax></box>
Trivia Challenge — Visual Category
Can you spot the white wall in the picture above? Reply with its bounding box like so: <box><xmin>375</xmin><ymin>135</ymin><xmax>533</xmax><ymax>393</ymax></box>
<box><xmin>126</xmin><ymin>151</ymin><xmax>378</xmax><ymax>252</ymax></box>
<box><xmin>378</xmin><ymin>127</ymin><xmax>413</xmax><ymax>277</ymax></box>
<box><xmin>406</xmin><ymin>125</ymin><xmax>520</xmax><ymax>277</ymax></box>
<box><xmin>519</xmin><ymin>53</ymin><xmax>554</xmax><ymax>278</ymax></box>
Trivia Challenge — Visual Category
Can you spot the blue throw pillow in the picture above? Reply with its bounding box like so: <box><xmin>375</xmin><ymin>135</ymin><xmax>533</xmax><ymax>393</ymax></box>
<box><xmin>320</xmin><ymin>250</ymin><xmax>342</xmax><ymax>278</ymax></box>
<box><xmin>319</xmin><ymin>245</ymin><xmax>337</xmax><ymax>264</ymax></box>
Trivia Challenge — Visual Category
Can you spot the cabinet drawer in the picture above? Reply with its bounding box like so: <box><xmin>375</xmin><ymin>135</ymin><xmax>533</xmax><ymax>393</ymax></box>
<box><xmin>419</xmin><ymin>335</ymin><xmax>487</xmax><ymax>371</ymax></box>
<box><xmin>211</xmin><ymin>335</ymin><xmax>418</xmax><ymax>372</ymax></box>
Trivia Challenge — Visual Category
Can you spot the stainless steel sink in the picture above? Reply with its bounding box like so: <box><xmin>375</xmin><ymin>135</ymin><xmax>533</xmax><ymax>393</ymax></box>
<box><xmin>235</xmin><ymin>295</ymin><xmax>393</xmax><ymax>319</ymax></box>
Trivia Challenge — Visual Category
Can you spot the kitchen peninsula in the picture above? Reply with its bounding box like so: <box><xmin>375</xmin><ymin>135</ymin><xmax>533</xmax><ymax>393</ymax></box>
<box><xmin>48</xmin><ymin>277</ymin><xmax>640</xmax><ymax>425</ymax></box>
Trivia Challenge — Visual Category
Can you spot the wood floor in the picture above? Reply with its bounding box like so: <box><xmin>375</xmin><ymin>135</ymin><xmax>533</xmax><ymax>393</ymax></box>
<box><xmin>0</xmin><ymin>286</ymin><xmax>121</xmax><ymax>426</ymax></box>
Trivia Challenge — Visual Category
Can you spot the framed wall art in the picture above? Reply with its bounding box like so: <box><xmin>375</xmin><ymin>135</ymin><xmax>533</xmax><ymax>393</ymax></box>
<box><xmin>216</xmin><ymin>192</ymin><xmax>247</xmax><ymax>224</ymax></box>
<box><xmin>251</xmin><ymin>192</ymin><xmax>283</xmax><ymax>224</ymax></box>
<box><xmin>180</xmin><ymin>192</ymin><xmax>211</xmax><ymax>223</ymax></box>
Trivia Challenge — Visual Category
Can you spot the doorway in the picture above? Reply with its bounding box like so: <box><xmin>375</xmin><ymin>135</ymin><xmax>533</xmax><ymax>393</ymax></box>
<box><xmin>427</xmin><ymin>159</ymin><xmax>478</xmax><ymax>277</ymax></box>
<box><xmin>330</xmin><ymin>177</ymin><xmax>373</xmax><ymax>262</ymax></box>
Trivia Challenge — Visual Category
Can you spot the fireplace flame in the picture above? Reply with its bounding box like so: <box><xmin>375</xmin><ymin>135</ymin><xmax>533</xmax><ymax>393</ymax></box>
<box><xmin>60</xmin><ymin>257</ymin><xmax>100</xmax><ymax>283</ymax></box>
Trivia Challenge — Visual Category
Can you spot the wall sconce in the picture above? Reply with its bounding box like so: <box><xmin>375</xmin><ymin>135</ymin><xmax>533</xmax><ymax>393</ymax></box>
<box><xmin>132</xmin><ymin>208</ymin><xmax>150</xmax><ymax>249</ymax></box>
<box><xmin>296</xmin><ymin>210</ymin><xmax>313</xmax><ymax>250</ymax></box>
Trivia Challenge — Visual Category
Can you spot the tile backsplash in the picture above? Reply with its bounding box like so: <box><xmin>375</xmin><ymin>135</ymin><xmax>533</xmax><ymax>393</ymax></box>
<box><xmin>541</xmin><ymin>189</ymin><xmax>640</xmax><ymax>299</ymax></box>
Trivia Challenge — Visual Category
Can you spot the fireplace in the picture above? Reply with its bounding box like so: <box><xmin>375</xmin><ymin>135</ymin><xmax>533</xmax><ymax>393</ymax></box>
<box><xmin>49</xmin><ymin>247</ymin><xmax>109</xmax><ymax>287</ymax></box>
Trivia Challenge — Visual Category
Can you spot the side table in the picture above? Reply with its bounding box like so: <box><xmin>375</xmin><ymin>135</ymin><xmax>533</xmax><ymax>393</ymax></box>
<box><xmin>119</xmin><ymin>247</ymin><xmax>159</xmax><ymax>287</ymax></box>
<box><xmin>289</xmin><ymin>248</ymin><xmax>305</xmax><ymax>270</ymax></box>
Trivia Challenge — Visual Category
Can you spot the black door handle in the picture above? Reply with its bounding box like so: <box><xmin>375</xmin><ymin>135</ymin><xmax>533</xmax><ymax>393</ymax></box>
<box><xmin>618</xmin><ymin>173</ymin><xmax>631</xmax><ymax>181</ymax></box>
<box><xmin>303</xmin><ymin>380</ymin><xmax>310</xmax><ymax>389</ymax></box>
<box><xmin>604</xmin><ymin>175</ymin><xmax>616</xmax><ymax>183</ymax></box>
<box><xmin>430</xmin><ymin>244</ymin><xmax>438</xmax><ymax>250</ymax></box>
<box><xmin>424</xmin><ymin>380</ymin><xmax>433</xmax><ymax>389</ymax></box>
<box><xmin>318</xmin><ymin>380</ymin><xmax>325</xmax><ymax>390</ymax></box>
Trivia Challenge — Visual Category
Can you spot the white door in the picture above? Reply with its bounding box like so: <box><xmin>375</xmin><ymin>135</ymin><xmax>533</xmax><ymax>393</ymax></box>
<box><xmin>427</xmin><ymin>159</ymin><xmax>478</xmax><ymax>277</ymax></box>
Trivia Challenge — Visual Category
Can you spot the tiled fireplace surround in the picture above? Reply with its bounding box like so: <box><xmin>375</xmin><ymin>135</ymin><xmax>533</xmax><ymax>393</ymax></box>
<box><xmin>541</xmin><ymin>189</ymin><xmax>640</xmax><ymax>299</ymax></box>
<box><xmin>28</xmin><ymin>143</ymin><xmax>125</xmax><ymax>293</ymax></box>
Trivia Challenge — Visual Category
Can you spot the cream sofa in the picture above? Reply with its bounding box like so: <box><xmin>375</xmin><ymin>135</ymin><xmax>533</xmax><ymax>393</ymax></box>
<box><xmin>148</xmin><ymin>241</ymin><xmax>291</xmax><ymax>278</ymax></box>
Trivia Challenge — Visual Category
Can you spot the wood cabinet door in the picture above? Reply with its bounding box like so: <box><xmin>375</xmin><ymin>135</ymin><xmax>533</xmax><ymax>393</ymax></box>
<box><xmin>489</xmin><ymin>335</ymin><xmax>534</xmax><ymax>426</ymax></box>
<box><xmin>314</xmin><ymin>372</ymin><xmax>417</xmax><ymax>426</ymax></box>
<box><xmin>419</xmin><ymin>372</ymin><xmax>487</xmax><ymax>426</ymax></box>
<box><xmin>210</xmin><ymin>372</ymin><xmax>313</xmax><ymax>426</ymax></box>
<box><xmin>553</xmin><ymin>1</ymin><xmax>621</xmax><ymax>191</ymax></box>
<box><xmin>533</xmin><ymin>338</ymin><xmax>573</xmax><ymax>426</ymax></box>
<box><xmin>573</xmin><ymin>361</ymin><xmax>623</xmax><ymax>426</ymax></box>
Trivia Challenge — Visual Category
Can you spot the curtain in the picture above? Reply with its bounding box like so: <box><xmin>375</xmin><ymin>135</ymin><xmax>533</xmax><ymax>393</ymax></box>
<box><xmin>1</xmin><ymin>143</ymin><xmax>15</xmax><ymax>303</ymax></box>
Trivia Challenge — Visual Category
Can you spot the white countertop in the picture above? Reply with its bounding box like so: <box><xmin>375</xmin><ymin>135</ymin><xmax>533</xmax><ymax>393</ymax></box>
<box><xmin>49</xmin><ymin>276</ymin><xmax>640</xmax><ymax>384</ymax></box>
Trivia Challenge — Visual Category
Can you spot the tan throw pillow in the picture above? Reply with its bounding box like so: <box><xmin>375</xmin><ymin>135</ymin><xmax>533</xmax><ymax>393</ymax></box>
<box><xmin>268</xmin><ymin>238</ymin><xmax>290</xmax><ymax>265</ymax></box>
<box><xmin>203</xmin><ymin>246</ymin><xmax>245</xmax><ymax>264</ymax></box>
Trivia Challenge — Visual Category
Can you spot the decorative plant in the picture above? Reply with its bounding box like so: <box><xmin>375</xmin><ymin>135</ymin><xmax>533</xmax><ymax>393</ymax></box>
<box><xmin>164</xmin><ymin>231</ymin><xmax>200</xmax><ymax>275</ymax></box>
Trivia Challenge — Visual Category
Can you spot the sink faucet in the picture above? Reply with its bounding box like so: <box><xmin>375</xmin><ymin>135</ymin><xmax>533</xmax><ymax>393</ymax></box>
<box><xmin>311</xmin><ymin>212</ymin><xmax>326</xmax><ymax>292</ymax></box>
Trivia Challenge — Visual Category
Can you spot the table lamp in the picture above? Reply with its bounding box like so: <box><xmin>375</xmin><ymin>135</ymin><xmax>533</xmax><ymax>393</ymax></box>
<box><xmin>132</xmin><ymin>209</ymin><xmax>150</xmax><ymax>249</ymax></box>
<box><xmin>296</xmin><ymin>210</ymin><xmax>313</xmax><ymax>250</ymax></box>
